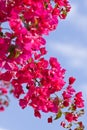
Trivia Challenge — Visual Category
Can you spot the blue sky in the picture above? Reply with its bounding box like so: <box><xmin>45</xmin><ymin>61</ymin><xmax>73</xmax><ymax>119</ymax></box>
<box><xmin>0</xmin><ymin>1</ymin><xmax>87</xmax><ymax>130</ymax></box>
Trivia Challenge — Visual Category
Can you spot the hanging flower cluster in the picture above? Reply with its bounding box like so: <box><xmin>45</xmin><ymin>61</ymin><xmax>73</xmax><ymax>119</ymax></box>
<box><xmin>0</xmin><ymin>0</ymin><xmax>84</xmax><ymax>129</ymax></box>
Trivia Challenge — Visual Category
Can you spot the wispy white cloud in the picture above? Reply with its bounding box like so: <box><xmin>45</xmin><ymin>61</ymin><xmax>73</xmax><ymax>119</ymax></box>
<box><xmin>0</xmin><ymin>128</ymin><xmax>9</xmax><ymax>130</ymax></box>
<box><xmin>67</xmin><ymin>4</ymin><xmax>87</xmax><ymax>33</ymax></box>
<box><xmin>49</xmin><ymin>42</ymin><xmax>87</xmax><ymax>95</ymax></box>
<box><xmin>49</xmin><ymin>42</ymin><xmax>87</xmax><ymax>69</ymax></box>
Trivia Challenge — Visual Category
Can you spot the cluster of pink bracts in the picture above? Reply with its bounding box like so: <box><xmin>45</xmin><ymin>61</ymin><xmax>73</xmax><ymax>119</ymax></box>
<box><xmin>0</xmin><ymin>0</ymin><xmax>84</xmax><ymax>129</ymax></box>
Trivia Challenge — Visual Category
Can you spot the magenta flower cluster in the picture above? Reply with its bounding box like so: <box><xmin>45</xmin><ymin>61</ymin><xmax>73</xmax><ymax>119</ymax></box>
<box><xmin>0</xmin><ymin>0</ymin><xmax>84</xmax><ymax>129</ymax></box>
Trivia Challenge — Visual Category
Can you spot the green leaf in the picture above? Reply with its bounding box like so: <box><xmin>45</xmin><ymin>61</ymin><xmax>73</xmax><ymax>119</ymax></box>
<box><xmin>14</xmin><ymin>49</ymin><xmax>21</xmax><ymax>58</ymax></box>
<box><xmin>54</xmin><ymin>110</ymin><xmax>62</xmax><ymax>120</ymax></box>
